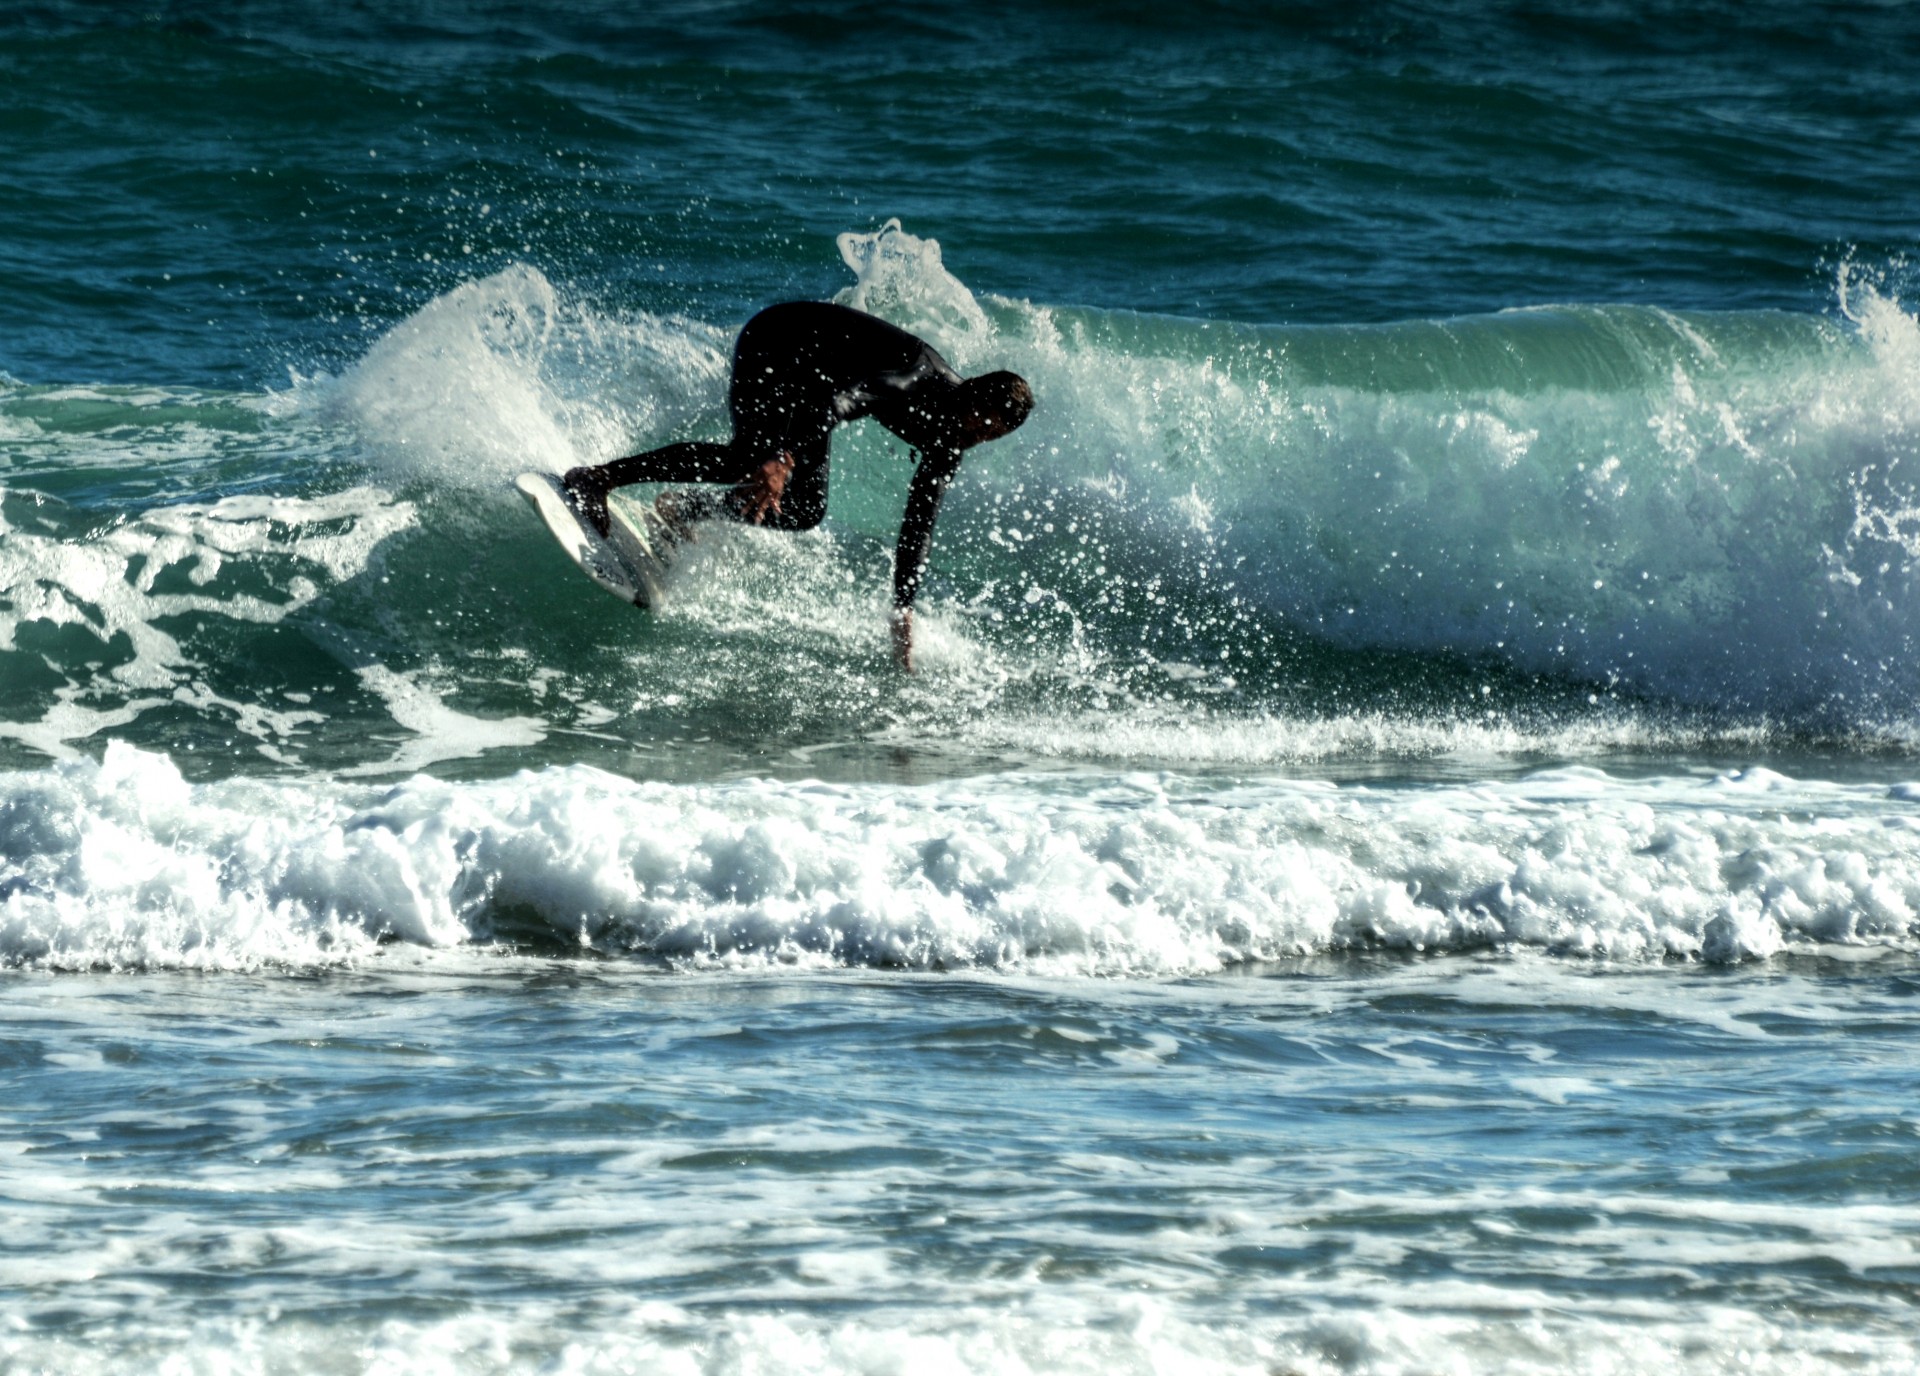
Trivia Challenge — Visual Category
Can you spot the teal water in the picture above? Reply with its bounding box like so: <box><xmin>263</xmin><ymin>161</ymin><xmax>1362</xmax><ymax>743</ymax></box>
<box><xmin>3</xmin><ymin>3</ymin><xmax>1920</xmax><ymax>1371</ymax></box>
<box><xmin>8</xmin><ymin>956</ymin><xmax>1920</xmax><ymax>1374</ymax></box>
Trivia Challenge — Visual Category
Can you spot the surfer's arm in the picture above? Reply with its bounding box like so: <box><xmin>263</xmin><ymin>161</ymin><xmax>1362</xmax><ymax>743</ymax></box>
<box><xmin>890</xmin><ymin>447</ymin><xmax>962</xmax><ymax>669</ymax></box>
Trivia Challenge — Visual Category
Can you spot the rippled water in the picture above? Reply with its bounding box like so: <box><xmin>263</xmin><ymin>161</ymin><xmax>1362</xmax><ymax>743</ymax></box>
<box><xmin>8</xmin><ymin>955</ymin><xmax>1919</xmax><ymax>1373</ymax></box>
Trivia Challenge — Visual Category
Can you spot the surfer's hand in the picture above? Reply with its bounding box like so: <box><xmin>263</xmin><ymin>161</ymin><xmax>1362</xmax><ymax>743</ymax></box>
<box><xmin>890</xmin><ymin>608</ymin><xmax>914</xmax><ymax>673</ymax></box>
<box><xmin>741</xmin><ymin>451</ymin><xmax>793</xmax><ymax>525</ymax></box>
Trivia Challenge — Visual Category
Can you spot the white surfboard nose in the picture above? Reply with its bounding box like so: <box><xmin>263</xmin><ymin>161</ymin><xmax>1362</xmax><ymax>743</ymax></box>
<box><xmin>516</xmin><ymin>471</ymin><xmax>670</xmax><ymax>609</ymax></box>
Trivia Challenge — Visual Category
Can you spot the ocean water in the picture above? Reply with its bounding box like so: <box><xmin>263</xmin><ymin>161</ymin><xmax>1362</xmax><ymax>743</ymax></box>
<box><xmin>4</xmin><ymin>2</ymin><xmax>1920</xmax><ymax>1371</ymax></box>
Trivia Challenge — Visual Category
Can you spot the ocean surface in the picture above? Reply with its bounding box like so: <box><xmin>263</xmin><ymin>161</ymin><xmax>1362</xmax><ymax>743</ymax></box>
<box><xmin>4</xmin><ymin>2</ymin><xmax>1920</xmax><ymax>1371</ymax></box>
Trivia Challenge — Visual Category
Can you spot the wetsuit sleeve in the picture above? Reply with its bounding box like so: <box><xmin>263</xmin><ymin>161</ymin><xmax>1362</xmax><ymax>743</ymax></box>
<box><xmin>893</xmin><ymin>447</ymin><xmax>964</xmax><ymax>610</ymax></box>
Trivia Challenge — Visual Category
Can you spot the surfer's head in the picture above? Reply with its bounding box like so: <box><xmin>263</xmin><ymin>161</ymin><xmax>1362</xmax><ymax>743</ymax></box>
<box><xmin>954</xmin><ymin>371</ymin><xmax>1033</xmax><ymax>448</ymax></box>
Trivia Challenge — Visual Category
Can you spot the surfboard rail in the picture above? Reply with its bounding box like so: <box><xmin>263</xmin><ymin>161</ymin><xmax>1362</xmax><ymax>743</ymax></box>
<box><xmin>515</xmin><ymin>472</ymin><xmax>673</xmax><ymax>609</ymax></box>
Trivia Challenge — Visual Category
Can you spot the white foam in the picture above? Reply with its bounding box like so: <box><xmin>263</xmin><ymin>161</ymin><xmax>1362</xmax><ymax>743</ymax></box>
<box><xmin>327</xmin><ymin>264</ymin><xmax>732</xmax><ymax>494</ymax></box>
<box><xmin>886</xmin><ymin>704</ymin><xmax>1746</xmax><ymax>768</ymax></box>
<box><xmin>2</xmin><ymin>748</ymin><xmax>1916</xmax><ymax>972</ymax></box>
<box><xmin>0</xmin><ymin>1301</ymin><xmax>1909</xmax><ymax>1376</ymax></box>
<box><xmin>339</xmin><ymin>666</ymin><xmax>544</xmax><ymax>777</ymax></box>
<box><xmin>0</xmin><ymin>382</ymin><xmax>288</xmax><ymax>479</ymax></box>
<box><xmin>0</xmin><ymin>486</ymin><xmax>415</xmax><ymax>759</ymax></box>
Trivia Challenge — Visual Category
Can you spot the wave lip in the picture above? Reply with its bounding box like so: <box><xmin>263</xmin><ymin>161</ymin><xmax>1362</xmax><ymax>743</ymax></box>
<box><xmin>813</xmin><ymin>226</ymin><xmax>1920</xmax><ymax>720</ymax></box>
<box><xmin>3</xmin><ymin>746</ymin><xmax>1916</xmax><ymax>973</ymax></box>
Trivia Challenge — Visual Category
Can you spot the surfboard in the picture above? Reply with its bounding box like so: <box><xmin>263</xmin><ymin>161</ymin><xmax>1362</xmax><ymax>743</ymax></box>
<box><xmin>515</xmin><ymin>472</ymin><xmax>674</xmax><ymax>609</ymax></box>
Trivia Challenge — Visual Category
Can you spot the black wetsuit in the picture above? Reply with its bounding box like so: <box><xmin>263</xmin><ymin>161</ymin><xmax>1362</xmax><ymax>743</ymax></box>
<box><xmin>583</xmin><ymin>302</ymin><xmax>968</xmax><ymax>610</ymax></box>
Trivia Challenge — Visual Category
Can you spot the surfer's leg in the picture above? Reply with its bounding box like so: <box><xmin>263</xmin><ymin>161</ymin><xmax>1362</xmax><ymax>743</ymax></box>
<box><xmin>746</xmin><ymin>451</ymin><xmax>828</xmax><ymax>531</ymax></box>
<box><xmin>563</xmin><ymin>442</ymin><xmax>745</xmax><ymax>535</ymax></box>
<box><xmin>586</xmin><ymin>442</ymin><xmax>744</xmax><ymax>487</ymax></box>
<box><xmin>653</xmin><ymin>485</ymin><xmax>730</xmax><ymax>541</ymax></box>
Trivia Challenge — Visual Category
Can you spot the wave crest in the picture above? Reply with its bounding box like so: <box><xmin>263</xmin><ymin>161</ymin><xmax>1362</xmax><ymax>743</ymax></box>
<box><xmin>4</xmin><ymin>746</ymin><xmax>1915</xmax><ymax>972</ymax></box>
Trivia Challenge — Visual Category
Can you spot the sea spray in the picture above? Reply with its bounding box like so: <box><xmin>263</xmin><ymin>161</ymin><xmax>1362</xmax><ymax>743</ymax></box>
<box><xmin>331</xmin><ymin>230</ymin><xmax>1920</xmax><ymax>724</ymax></box>
<box><xmin>4</xmin><ymin>743</ymin><xmax>1915</xmax><ymax>971</ymax></box>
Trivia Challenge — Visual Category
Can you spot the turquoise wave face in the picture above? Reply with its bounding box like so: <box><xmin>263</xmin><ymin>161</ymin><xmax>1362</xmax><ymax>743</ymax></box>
<box><xmin>3</xmin><ymin>230</ymin><xmax>1918</xmax><ymax>779</ymax></box>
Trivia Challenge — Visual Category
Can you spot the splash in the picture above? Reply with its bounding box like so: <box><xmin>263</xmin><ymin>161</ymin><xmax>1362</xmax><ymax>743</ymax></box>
<box><xmin>3</xmin><ymin>746</ymin><xmax>1916</xmax><ymax>972</ymax></box>
<box><xmin>835</xmin><ymin>218</ymin><xmax>994</xmax><ymax>353</ymax></box>
<box><xmin>328</xmin><ymin>263</ymin><xmax>733</xmax><ymax>494</ymax></box>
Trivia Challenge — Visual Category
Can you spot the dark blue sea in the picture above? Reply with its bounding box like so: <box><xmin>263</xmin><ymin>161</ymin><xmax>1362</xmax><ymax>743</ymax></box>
<box><xmin>4</xmin><ymin>3</ymin><xmax>1920</xmax><ymax>1371</ymax></box>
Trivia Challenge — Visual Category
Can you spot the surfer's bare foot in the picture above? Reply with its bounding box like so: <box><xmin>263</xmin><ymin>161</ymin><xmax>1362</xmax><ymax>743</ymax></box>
<box><xmin>561</xmin><ymin>467</ymin><xmax>611</xmax><ymax>537</ymax></box>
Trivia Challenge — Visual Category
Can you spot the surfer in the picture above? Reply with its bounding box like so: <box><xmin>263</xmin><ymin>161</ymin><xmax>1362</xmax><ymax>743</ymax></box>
<box><xmin>562</xmin><ymin>301</ymin><xmax>1033</xmax><ymax>671</ymax></box>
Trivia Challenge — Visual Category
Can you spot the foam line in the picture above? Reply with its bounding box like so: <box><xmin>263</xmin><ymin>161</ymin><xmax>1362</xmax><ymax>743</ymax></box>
<box><xmin>2</xmin><ymin>746</ymin><xmax>1915</xmax><ymax>971</ymax></box>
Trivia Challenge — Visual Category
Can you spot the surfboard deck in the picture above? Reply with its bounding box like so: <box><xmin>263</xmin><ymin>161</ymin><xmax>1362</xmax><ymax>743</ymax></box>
<box><xmin>515</xmin><ymin>472</ymin><xmax>674</xmax><ymax>609</ymax></box>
